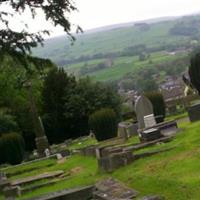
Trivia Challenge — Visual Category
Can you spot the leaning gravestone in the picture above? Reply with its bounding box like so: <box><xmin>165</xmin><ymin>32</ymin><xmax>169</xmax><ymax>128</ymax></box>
<box><xmin>135</xmin><ymin>95</ymin><xmax>156</xmax><ymax>129</ymax></box>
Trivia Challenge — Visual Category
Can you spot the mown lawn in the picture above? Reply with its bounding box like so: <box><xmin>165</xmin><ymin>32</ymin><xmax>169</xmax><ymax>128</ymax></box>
<box><xmin>1</xmin><ymin>119</ymin><xmax>200</xmax><ymax>200</ymax></box>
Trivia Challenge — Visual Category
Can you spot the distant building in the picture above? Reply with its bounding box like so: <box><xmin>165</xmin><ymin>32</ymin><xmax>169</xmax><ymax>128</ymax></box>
<box><xmin>159</xmin><ymin>76</ymin><xmax>185</xmax><ymax>103</ymax></box>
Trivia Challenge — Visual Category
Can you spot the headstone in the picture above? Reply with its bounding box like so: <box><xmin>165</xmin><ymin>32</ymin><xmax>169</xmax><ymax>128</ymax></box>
<box><xmin>144</xmin><ymin>114</ymin><xmax>156</xmax><ymax>128</ymax></box>
<box><xmin>33</xmin><ymin>151</ymin><xmax>38</xmax><ymax>157</ymax></box>
<box><xmin>188</xmin><ymin>103</ymin><xmax>200</xmax><ymax>122</ymax></box>
<box><xmin>44</xmin><ymin>148</ymin><xmax>50</xmax><ymax>157</ymax></box>
<box><xmin>118</xmin><ymin>121</ymin><xmax>138</xmax><ymax>138</ymax></box>
<box><xmin>95</xmin><ymin>148</ymin><xmax>101</xmax><ymax>159</ymax></box>
<box><xmin>118</xmin><ymin>123</ymin><xmax>128</xmax><ymax>140</ymax></box>
<box><xmin>127</xmin><ymin>122</ymin><xmax>139</xmax><ymax>136</ymax></box>
<box><xmin>56</xmin><ymin>153</ymin><xmax>63</xmax><ymax>160</ymax></box>
<box><xmin>135</xmin><ymin>95</ymin><xmax>156</xmax><ymax>129</ymax></box>
<box><xmin>89</xmin><ymin>130</ymin><xmax>95</xmax><ymax>139</ymax></box>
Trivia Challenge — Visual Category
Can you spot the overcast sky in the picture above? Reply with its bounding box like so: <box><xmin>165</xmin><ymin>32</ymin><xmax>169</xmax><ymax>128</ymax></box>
<box><xmin>73</xmin><ymin>0</ymin><xmax>200</xmax><ymax>30</ymax></box>
<box><xmin>2</xmin><ymin>0</ymin><xmax>200</xmax><ymax>37</ymax></box>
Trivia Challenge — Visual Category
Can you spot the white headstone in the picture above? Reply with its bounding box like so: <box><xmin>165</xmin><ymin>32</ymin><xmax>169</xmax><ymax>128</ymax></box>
<box><xmin>56</xmin><ymin>153</ymin><xmax>63</xmax><ymax>160</ymax></box>
<box><xmin>44</xmin><ymin>148</ymin><xmax>50</xmax><ymax>157</ymax></box>
<box><xmin>144</xmin><ymin>114</ymin><xmax>156</xmax><ymax>128</ymax></box>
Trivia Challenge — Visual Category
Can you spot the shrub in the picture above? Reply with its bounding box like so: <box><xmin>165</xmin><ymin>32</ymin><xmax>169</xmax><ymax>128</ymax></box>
<box><xmin>0</xmin><ymin>133</ymin><xmax>25</xmax><ymax>165</ymax></box>
<box><xmin>145</xmin><ymin>92</ymin><xmax>166</xmax><ymax>123</ymax></box>
<box><xmin>89</xmin><ymin>108</ymin><xmax>118</xmax><ymax>141</ymax></box>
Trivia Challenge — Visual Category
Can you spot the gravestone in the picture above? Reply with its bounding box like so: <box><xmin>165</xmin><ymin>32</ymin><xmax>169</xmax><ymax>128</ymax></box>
<box><xmin>118</xmin><ymin>121</ymin><xmax>138</xmax><ymax>139</ymax></box>
<box><xmin>135</xmin><ymin>95</ymin><xmax>156</xmax><ymax>129</ymax></box>
<box><xmin>118</xmin><ymin>123</ymin><xmax>128</xmax><ymax>140</ymax></box>
<box><xmin>44</xmin><ymin>148</ymin><xmax>50</xmax><ymax>157</ymax></box>
<box><xmin>144</xmin><ymin>114</ymin><xmax>156</xmax><ymax>128</ymax></box>
<box><xmin>188</xmin><ymin>103</ymin><xmax>200</xmax><ymax>122</ymax></box>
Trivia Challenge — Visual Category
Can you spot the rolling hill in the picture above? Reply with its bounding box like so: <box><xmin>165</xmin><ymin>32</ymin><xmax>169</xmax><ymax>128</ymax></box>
<box><xmin>33</xmin><ymin>14</ymin><xmax>200</xmax><ymax>82</ymax></box>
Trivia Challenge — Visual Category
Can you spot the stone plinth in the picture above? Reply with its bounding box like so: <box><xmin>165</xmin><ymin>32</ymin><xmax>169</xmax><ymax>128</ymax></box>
<box><xmin>140</xmin><ymin>128</ymin><xmax>162</xmax><ymax>142</ymax></box>
<box><xmin>35</xmin><ymin>136</ymin><xmax>49</xmax><ymax>157</ymax></box>
<box><xmin>25</xmin><ymin>186</ymin><xmax>94</xmax><ymax>200</ymax></box>
<box><xmin>188</xmin><ymin>104</ymin><xmax>200</xmax><ymax>122</ymax></box>
<box><xmin>80</xmin><ymin>145</ymin><xmax>97</xmax><ymax>157</ymax></box>
<box><xmin>98</xmin><ymin>151</ymin><xmax>134</xmax><ymax>172</ymax></box>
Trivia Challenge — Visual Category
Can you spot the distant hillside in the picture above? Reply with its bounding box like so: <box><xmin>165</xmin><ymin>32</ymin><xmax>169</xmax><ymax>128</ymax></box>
<box><xmin>32</xmin><ymin>14</ymin><xmax>200</xmax><ymax>83</ymax></box>
<box><xmin>33</xmin><ymin>14</ymin><xmax>200</xmax><ymax>64</ymax></box>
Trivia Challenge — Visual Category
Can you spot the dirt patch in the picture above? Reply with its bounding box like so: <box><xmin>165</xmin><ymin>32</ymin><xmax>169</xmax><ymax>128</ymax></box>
<box><xmin>70</xmin><ymin>167</ymin><xmax>83</xmax><ymax>175</ymax></box>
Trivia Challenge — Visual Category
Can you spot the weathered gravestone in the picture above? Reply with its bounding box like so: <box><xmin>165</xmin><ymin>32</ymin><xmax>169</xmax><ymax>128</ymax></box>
<box><xmin>135</xmin><ymin>95</ymin><xmax>156</xmax><ymax>129</ymax></box>
<box><xmin>118</xmin><ymin>122</ymin><xmax>128</xmax><ymax>140</ymax></box>
<box><xmin>118</xmin><ymin>121</ymin><xmax>138</xmax><ymax>139</ymax></box>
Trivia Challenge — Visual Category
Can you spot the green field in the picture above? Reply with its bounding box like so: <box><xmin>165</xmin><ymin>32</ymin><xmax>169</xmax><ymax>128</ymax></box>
<box><xmin>2</xmin><ymin>117</ymin><xmax>200</xmax><ymax>199</ymax></box>
<box><xmin>32</xmin><ymin>14</ymin><xmax>200</xmax><ymax>82</ymax></box>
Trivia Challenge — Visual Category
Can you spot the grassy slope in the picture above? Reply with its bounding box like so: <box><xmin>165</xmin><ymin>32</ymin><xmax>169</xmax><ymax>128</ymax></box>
<box><xmin>2</xmin><ymin>118</ymin><xmax>200</xmax><ymax>199</ymax></box>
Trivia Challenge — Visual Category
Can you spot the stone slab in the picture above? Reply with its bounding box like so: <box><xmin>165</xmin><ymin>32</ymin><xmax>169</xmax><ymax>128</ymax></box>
<box><xmin>25</xmin><ymin>185</ymin><xmax>94</xmax><ymax>200</ymax></box>
<box><xmin>11</xmin><ymin>170</ymin><xmax>64</xmax><ymax>186</ymax></box>
<box><xmin>94</xmin><ymin>178</ymin><xmax>138</xmax><ymax>200</ymax></box>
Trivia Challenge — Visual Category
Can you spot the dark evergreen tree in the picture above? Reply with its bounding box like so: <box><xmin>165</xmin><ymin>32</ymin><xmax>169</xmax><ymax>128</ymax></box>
<box><xmin>145</xmin><ymin>92</ymin><xmax>166</xmax><ymax>123</ymax></box>
<box><xmin>189</xmin><ymin>52</ymin><xmax>200</xmax><ymax>94</ymax></box>
<box><xmin>89</xmin><ymin>108</ymin><xmax>118</xmax><ymax>141</ymax></box>
<box><xmin>41</xmin><ymin>70</ymin><xmax>121</xmax><ymax>142</ymax></box>
<box><xmin>42</xmin><ymin>68</ymin><xmax>76</xmax><ymax>143</ymax></box>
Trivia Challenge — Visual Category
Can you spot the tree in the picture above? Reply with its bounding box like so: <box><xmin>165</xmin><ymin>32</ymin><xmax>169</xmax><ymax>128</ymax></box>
<box><xmin>0</xmin><ymin>0</ymin><xmax>80</xmax><ymax>54</ymax></box>
<box><xmin>64</xmin><ymin>78</ymin><xmax>121</xmax><ymax>138</ymax></box>
<box><xmin>42</xmin><ymin>67</ymin><xmax>76</xmax><ymax>143</ymax></box>
<box><xmin>189</xmin><ymin>52</ymin><xmax>200</xmax><ymax>94</ymax></box>
<box><xmin>89</xmin><ymin>108</ymin><xmax>118</xmax><ymax>141</ymax></box>
<box><xmin>145</xmin><ymin>92</ymin><xmax>166</xmax><ymax>123</ymax></box>
<box><xmin>41</xmin><ymin>69</ymin><xmax>121</xmax><ymax>143</ymax></box>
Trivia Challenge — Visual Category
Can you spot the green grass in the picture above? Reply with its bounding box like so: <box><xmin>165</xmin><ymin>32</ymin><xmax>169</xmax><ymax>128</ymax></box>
<box><xmin>1</xmin><ymin>158</ymin><xmax>56</xmax><ymax>180</ymax></box>
<box><xmin>67</xmin><ymin>51</ymin><xmax>186</xmax><ymax>82</ymax></box>
<box><xmin>18</xmin><ymin>155</ymin><xmax>101</xmax><ymax>200</ymax></box>
<box><xmin>2</xmin><ymin>118</ymin><xmax>200</xmax><ymax>199</ymax></box>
